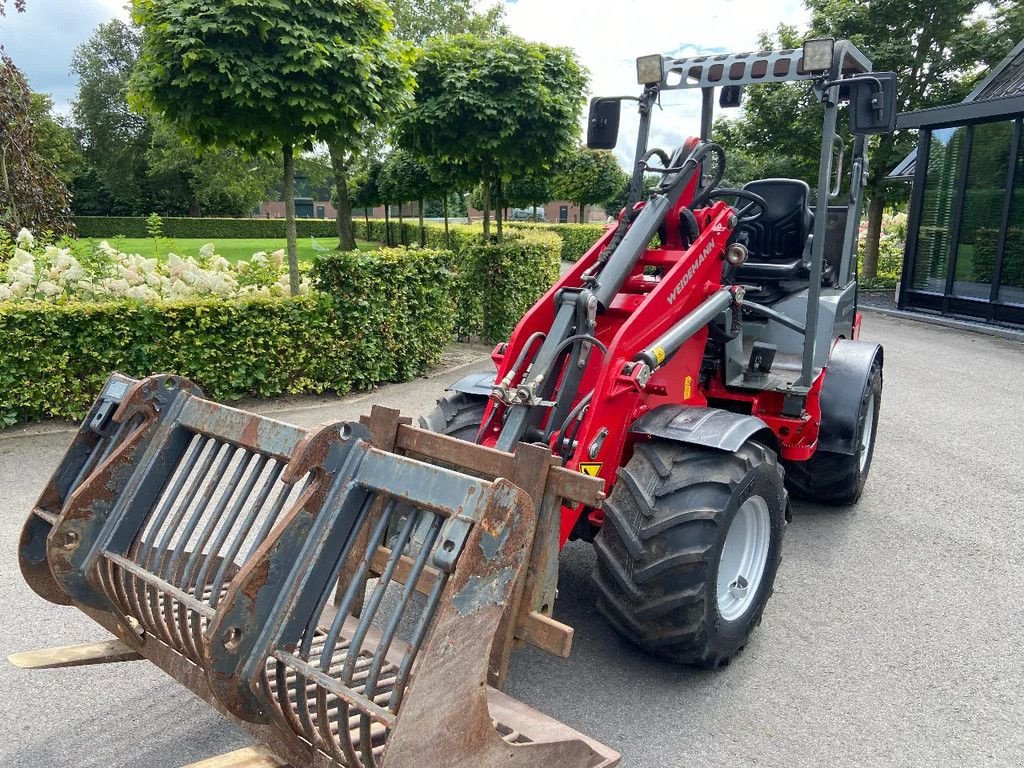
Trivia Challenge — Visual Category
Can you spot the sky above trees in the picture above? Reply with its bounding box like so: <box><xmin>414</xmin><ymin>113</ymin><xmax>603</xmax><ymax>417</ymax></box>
<box><xmin>0</xmin><ymin>0</ymin><xmax>809</xmax><ymax>165</ymax></box>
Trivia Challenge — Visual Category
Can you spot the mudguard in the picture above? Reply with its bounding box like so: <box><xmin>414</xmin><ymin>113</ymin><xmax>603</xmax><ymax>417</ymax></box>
<box><xmin>448</xmin><ymin>370</ymin><xmax>496</xmax><ymax>397</ymax></box>
<box><xmin>817</xmin><ymin>339</ymin><xmax>883</xmax><ymax>455</ymax></box>
<box><xmin>630</xmin><ymin>405</ymin><xmax>774</xmax><ymax>453</ymax></box>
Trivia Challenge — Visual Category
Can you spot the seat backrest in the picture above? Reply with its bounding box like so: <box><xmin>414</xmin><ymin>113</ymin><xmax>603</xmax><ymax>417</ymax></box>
<box><xmin>739</xmin><ymin>178</ymin><xmax>813</xmax><ymax>264</ymax></box>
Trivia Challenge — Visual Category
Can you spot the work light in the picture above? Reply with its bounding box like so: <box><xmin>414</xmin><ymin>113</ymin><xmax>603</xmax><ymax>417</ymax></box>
<box><xmin>802</xmin><ymin>38</ymin><xmax>835</xmax><ymax>73</ymax></box>
<box><xmin>636</xmin><ymin>54</ymin><xmax>665</xmax><ymax>85</ymax></box>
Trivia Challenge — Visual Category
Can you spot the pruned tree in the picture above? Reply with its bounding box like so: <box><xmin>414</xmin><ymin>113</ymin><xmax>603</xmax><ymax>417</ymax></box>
<box><xmin>552</xmin><ymin>146</ymin><xmax>628</xmax><ymax>223</ymax></box>
<box><xmin>388</xmin><ymin>0</ymin><xmax>506</xmax><ymax>43</ymax></box>
<box><xmin>398</xmin><ymin>34</ymin><xmax>586</xmax><ymax>241</ymax></box>
<box><xmin>131</xmin><ymin>0</ymin><xmax>413</xmax><ymax>293</ymax></box>
<box><xmin>350</xmin><ymin>159</ymin><xmax>385</xmax><ymax>235</ymax></box>
<box><xmin>504</xmin><ymin>172</ymin><xmax>552</xmax><ymax>221</ymax></box>
<box><xmin>0</xmin><ymin>54</ymin><xmax>72</xmax><ymax>236</ymax></box>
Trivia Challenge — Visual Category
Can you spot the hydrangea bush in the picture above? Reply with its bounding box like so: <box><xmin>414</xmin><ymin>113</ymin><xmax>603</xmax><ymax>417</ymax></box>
<box><xmin>0</xmin><ymin>229</ymin><xmax>310</xmax><ymax>302</ymax></box>
<box><xmin>858</xmin><ymin>210</ymin><xmax>907</xmax><ymax>288</ymax></box>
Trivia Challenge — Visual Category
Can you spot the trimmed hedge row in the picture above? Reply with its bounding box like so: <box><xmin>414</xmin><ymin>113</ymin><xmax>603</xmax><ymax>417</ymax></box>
<box><xmin>455</xmin><ymin>229</ymin><xmax>562</xmax><ymax>342</ymax></box>
<box><xmin>0</xmin><ymin>248</ymin><xmax>457</xmax><ymax>425</ymax></box>
<box><xmin>1</xmin><ymin>231</ymin><xmax>563</xmax><ymax>424</ymax></box>
<box><xmin>75</xmin><ymin>216</ymin><xmax>339</xmax><ymax>239</ymax></box>
<box><xmin>507</xmin><ymin>222</ymin><xmax>608</xmax><ymax>262</ymax></box>
<box><xmin>354</xmin><ymin>218</ymin><xmax>608</xmax><ymax>262</ymax></box>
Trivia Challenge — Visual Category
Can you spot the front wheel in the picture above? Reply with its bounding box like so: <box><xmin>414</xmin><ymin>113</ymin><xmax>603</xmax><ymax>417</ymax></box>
<box><xmin>785</xmin><ymin>361</ymin><xmax>882</xmax><ymax>505</ymax></box>
<box><xmin>593</xmin><ymin>438</ymin><xmax>787</xmax><ymax>668</ymax></box>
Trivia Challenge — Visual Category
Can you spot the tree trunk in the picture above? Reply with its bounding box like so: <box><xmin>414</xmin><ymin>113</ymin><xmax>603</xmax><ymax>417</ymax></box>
<box><xmin>482</xmin><ymin>182</ymin><xmax>491</xmax><ymax>240</ymax></box>
<box><xmin>419</xmin><ymin>198</ymin><xmax>425</xmax><ymax>246</ymax></box>
<box><xmin>862</xmin><ymin>195</ymin><xmax>884</xmax><ymax>280</ymax></box>
<box><xmin>398</xmin><ymin>203</ymin><xmax>405</xmax><ymax>245</ymax></box>
<box><xmin>189</xmin><ymin>196</ymin><xmax>201</xmax><ymax>218</ymax></box>
<box><xmin>578</xmin><ymin>203</ymin><xmax>585</xmax><ymax>224</ymax></box>
<box><xmin>495</xmin><ymin>177</ymin><xmax>503</xmax><ymax>243</ymax></box>
<box><xmin>364</xmin><ymin>207</ymin><xmax>369</xmax><ymax>230</ymax></box>
<box><xmin>532</xmin><ymin>204</ymin><xmax>538</xmax><ymax>221</ymax></box>
<box><xmin>443</xmin><ymin>193</ymin><xmax>450</xmax><ymax>248</ymax></box>
<box><xmin>328</xmin><ymin>140</ymin><xmax>356</xmax><ymax>251</ymax></box>
<box><xmin>282</xmin><ymin>143</ymin><xmax>300</xmax><ymax>296</ymax></box>
<box><xmin>384</xmin><ymin>202</ymin><xmax>391</xmax><ymax>246</ymax></box>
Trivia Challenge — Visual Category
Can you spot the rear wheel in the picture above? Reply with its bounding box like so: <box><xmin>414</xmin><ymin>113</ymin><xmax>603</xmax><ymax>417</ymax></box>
<box><xmin>593</xmin><ymin>438</ymin><xmax>786</xmax><ymax>667</ymax></box>
<box><xmin>419</xmin><ymin>391</ymin><xmax>487</xmax><ymax>442</ymax></box>
<box><xmin>785</xmin><ymin>361</ymin><xmax>882</xmax><ymax>505</ymax></box>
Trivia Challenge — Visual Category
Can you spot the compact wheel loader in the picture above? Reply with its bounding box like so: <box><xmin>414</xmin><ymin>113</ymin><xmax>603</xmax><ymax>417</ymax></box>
<box><xmin>13</xmin><ymin>38</ymin><xmax>895</xmax><ymax>768</ymax></box>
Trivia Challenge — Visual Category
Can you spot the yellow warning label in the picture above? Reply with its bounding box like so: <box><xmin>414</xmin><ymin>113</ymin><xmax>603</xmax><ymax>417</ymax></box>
<box><xmin>684</xmin><ymin>375</ymin><xmax>693</xmax><ymax>400</ymax></box>
<box><xmin>653</xmin><ymin>346</ymin><xmax>666</xmax><ymax>365</ymax></box>
<box><xmin>579</xmin><ymin>462</ymin><xmax>603</xmax><ymax>477</ymax></box>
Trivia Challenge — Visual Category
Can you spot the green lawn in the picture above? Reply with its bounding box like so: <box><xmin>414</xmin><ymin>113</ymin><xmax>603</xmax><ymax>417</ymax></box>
<box><xmin>85</xmin><ymin>236</ymin><xmax>377</xmax><ymax>263</ymax></box>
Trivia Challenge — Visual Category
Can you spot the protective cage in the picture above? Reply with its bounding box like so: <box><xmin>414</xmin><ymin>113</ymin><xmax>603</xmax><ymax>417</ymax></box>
<box><xmin>18</xmin><ymin>374</ymin><xmax>618</xmax><ymax>768</ymax></box>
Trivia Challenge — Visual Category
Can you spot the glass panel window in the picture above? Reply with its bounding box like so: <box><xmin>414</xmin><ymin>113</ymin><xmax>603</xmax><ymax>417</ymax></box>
<box><xmin>911</xmin><ymin>127</ymin><xmax>967</xmax><ymax>292</ymax></box>
<box><xmin>999</xmin><ymin>120</ymin><xmax>1024</xmax><ymax>305</ymax></box>
<box><xmin>952</xmin><ymin>121</ymin><xmax>1013</xmax><ymax>298</ymax></box>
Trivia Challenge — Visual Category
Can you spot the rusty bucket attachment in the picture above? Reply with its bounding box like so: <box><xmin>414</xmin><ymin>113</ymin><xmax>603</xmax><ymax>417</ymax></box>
<box><xmin>16</xmin><ymin>374</ymin><xmax>619</xmax><ymax>768</ymax></box>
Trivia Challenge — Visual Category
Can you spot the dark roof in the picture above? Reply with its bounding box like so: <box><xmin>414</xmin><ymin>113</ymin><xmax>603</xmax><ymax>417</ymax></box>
<box><xmin>888</xmin><ymin>38</ymin><xmax>1024</xmax><ymax>179</ymax></box>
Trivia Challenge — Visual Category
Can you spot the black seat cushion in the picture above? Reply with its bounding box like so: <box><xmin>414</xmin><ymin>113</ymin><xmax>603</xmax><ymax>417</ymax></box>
<box><xmin>738</xmin><ymin>179</ymin><xmax>814</xmax><ymax>264</ymax></box>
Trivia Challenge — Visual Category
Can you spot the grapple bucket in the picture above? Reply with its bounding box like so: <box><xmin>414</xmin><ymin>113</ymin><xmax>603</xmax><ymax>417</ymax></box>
<box><xmin>16</xmin><ymin>374</ymin><xmax>618</xmax><ymax>768</ymax></box>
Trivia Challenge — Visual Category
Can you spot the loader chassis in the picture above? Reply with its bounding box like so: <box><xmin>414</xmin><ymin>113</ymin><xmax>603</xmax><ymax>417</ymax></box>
<box><xmin>435</xmin><ymin>38</ymin><xmax>891</xmax><ymax>661</ymax></box>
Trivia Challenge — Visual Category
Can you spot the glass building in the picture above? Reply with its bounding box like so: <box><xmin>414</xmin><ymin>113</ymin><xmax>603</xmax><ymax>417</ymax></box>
<box><xmin>890</xmin><ymin>39</ymin><xmax>1024</xmax><ymax>327</ymax></box>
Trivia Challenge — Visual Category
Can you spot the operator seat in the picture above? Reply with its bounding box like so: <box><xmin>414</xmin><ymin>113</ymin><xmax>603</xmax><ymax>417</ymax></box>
<box><xmin>735</xmin><ymin>178</ymin><xmax>818</xmax><ymax>302</ymax></box>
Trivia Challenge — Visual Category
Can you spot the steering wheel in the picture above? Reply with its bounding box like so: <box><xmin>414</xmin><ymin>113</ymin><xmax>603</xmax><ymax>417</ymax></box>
<box><xmin>695</xmin><ymin>188</ymin><xmax>768</xmax><ymax>224</ymax></box>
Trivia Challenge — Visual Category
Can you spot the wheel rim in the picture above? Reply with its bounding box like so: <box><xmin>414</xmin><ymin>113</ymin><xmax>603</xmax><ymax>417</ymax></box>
<box><xmin>716</xmin><ymin>496</ymin><xmax>772</xmax><ymax>622</ymax></box>
<box><xmin>859</xmin><ymin>394</ymin><xmax>876</xmax><ymax>473</ymax></box>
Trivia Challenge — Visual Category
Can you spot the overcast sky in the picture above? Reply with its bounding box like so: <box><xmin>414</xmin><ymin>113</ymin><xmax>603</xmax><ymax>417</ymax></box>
<box><xmin>0</xmin><ymin>0</ymin><xmax>810</xmax><ymax>163</ymax></box>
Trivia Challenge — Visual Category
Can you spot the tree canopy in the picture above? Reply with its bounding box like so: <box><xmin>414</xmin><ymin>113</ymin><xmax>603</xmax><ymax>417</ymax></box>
<box><xmin>0</xmin><ymin>54</ymin><xmax>71</xmax><ymax>236</ymax></box>
<box><xmin>388</xmin><ymin>0</ymin><xmax>506</xmax><ymax>43</ymax></box>
<box><xmin>397</xmin><ymin>33</ymin><xmax>586</xmax><ymax>238</ymax></box>
<box><xmin>552</xmin><ymin>146</ymin><xmax>628</xmax><ymax>223</ymax></box>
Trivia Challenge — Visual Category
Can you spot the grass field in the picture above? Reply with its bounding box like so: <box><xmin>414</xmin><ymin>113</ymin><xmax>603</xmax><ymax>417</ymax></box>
<box><xmin>84</xmin><ymin>236</ymin><xmax>377</xmax><ymax>264</ymax></box>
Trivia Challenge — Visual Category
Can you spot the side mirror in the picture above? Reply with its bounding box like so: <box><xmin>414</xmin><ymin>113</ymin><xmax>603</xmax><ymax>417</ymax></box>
<box><xmin>849</xmin><ymin>72</ymin><xmax>897</xmax><ymax>135</ymax></box>
<box><xmin>587</xmin><ymin>97</ymin><xmax>622</xmax><ymax>150</ymax></box>
<box><xmin>719</xmin><ymin>86</ymin><xmax>744</xmax><ymax>109</ymax></box>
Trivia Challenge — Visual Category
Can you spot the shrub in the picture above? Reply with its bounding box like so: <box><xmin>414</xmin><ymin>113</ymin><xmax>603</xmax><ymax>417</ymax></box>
<box><xmin>974</xmin><ymin>227</ymin><xmax>1024</xmax><ymax>289</ymax></box>
<box><xmin>507</xmin><ymin>221</ymin><xmax>607</xmax><ymax>261</ymax></box>
<box><xmin>1</xmin><ymin>246</ymin><xmax>459</xmax><ymax>425</ymax></box>
<box><xmin>312</xmin><ymin>247</ymin><xmax>458</xmax><ymax>383</ymax></box>
<box><xmin>0</xmin><ymin>229</ymin><xmax>306</xmax><ymax>302</ymax></box>
<box><xmin>858</xmin><ymin>210</ymin><xmax>906</xmax><ymax>289</ymax></box>
<box><xmin>75</xmin><ymin>216</ymin><xmax>340</xmax><ymax>240</ymax></box>
<box><xmin>459</xmin><ymin>229</ymin><xmax>561</xmax><ymax>342</ymax></box>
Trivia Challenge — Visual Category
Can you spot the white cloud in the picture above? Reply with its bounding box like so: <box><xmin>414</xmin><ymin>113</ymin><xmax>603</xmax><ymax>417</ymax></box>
<box><xmin>501</xmin><ymin>0</ymin><xmax>810</xmax><ymax>165</ymax></box>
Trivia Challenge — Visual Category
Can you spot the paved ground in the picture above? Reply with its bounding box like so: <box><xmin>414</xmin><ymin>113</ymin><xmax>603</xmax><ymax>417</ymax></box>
<box><xmin>2</xmin><ymin>314</ymin><xmax>1022</xmax><ymax>768</ymax></box>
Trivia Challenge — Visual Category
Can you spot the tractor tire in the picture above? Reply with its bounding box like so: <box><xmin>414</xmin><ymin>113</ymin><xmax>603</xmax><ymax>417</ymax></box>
<box><xmin>419</xmin><ymin>391</ymin><xmax>487</xmax><ymax>442</ymax></box>
<box><xmin>593</xmin><ymin>438</ymin><xmax>786</xmax><ymax>668</ymax></box>
<box><xmin>784</xmin><ymin>361</ymin><xmax>882</xmax><ymax>505</ymax></box>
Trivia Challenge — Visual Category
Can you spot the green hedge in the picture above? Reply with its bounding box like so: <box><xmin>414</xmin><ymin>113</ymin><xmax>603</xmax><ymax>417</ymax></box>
<box><xmin>507</xmin><ymin>222</ymin><xmax>607</xmax><ymax>262</ymax></box>
<box><xmin>351</xmin><ymin>218</ymin><xmax>607</xmax><ymax>262</ymax></box>
<box><xmin>0</xmin><ymin>248</ymin><xmax>457</xmax><ymax>425</ymax></box>
<box><xmin>453</xmin><ymin>229</ymin><xmax>562</xmax><ymax>342</ymax></box>
<box><xmin>75</xmin><ymin>216</ymin><xmax>339</xmax><ymax>239</ymax></box>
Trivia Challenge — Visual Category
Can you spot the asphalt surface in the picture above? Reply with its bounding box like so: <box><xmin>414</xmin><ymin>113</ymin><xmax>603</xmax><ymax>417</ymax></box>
<box><xmin>2</xmin><ymin>314</ymin><xmax>1022</xmax><ymax>768</ymax></box>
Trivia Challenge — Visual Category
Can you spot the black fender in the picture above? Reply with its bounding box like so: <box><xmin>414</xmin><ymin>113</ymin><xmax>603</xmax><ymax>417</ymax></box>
<box><xmin>817</xmin><ymin>339</ymin><xmax>883</xmax><ymax>455</ymax></box>
<box><xmin>447</xmin><ymin>370</ymin><xmax>495</xmax><ymax>398</ymax></box>
<box><xmin>630</xmin><ymin>406</ymin><xmax>775</xmax><ymax>453</ymax></box>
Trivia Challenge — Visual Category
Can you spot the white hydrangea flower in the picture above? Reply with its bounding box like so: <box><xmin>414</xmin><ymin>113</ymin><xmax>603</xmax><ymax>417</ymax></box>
<box><xmin>251</xmin><ymin>252</ymin><xmax>269</xmax><ymax>266</ymax></box>
<box><xmin>36</xmin><ymin>280</ymin><xmax>62</xmax><ymax>297</ymax></box>
<box><xmin>199</xmin><ymin>243</ymin><xmax>216</xmax><ymax>259</ymax></box>
<box><xmin>15</xmin><ymin>228</ymin><xmax>34</xmax><ymax>249</ymax></box>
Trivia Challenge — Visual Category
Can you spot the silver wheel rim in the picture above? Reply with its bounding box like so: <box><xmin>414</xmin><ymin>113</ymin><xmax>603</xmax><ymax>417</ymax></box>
<box><xmin>716</xmin><ymin>496</ymin><xmax>772</xmax><ymax>622</ymax></box>
<box><xmin>859</xmin><ymin>394</ymin><xmax>876</xmax><ymax>473</ymax></box>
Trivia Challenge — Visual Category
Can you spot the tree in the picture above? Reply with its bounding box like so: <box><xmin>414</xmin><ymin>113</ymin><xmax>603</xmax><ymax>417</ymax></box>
<box><xmin>552</xmin><ymin>146</ymin><xmax>628</xmax><ymax>223</ymax></box>
<box><xmin>0</xmin><ymin>54</ymin><xmax>71</xmax><ymax>236</ymax></box>
<box><xmin>504</xmin><ymin>172</ymin><xmax>552</xmax><ymax>220</ymax></box>
<box><xmin>398</xmin><ymin>34</ymin><xmax>586</xmax><ymax>241</ymax></box>
<box><xmin>29</xmin><ymin>94</ymin><xmax>84</xmax><ymax>186</ymax></box>
<box><xmin>131</xmin><ymin>0</ymin><xmax>413</xmax><ymax>293</ymax></box>
<box><xmin>0</xmin><ymin>1</ymin><xmax>25</xmax><ymax>17</ymax></box>
<box><xmin>71</xmin><ymin>20</ymin><xmax>152</xmax><ymax>215</ymax></box>
<box><xmin>350</xmin><ymin>159</ymin><xmax>384</xmax><ymax>233</ymax></box>
<box><xmin>717</xmin><ymin>5</ymin><xmax>1024</xmax><ymax>278</ymax></box>
<box><xmin>604</xmin><ymin>172</ymin><xmax>659</xmax><ymax>218</ymax></box>
<box><xmin>388</xmin><ymin>0</ymin><xmax>506</xmax><ymax>43</ymax></box>
<box><xmin>146</xmin><ymin>121</ymin><xmax>277</xmax><ymax>217</ymax></box>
